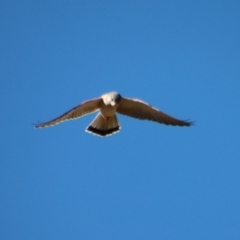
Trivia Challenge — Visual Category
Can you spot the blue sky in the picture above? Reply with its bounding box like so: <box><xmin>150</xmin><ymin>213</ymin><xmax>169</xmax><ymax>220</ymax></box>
<box><xmin>1</xmin><ymin>1</ymin><xmax>240</xmax><ymax>239</ymax></box>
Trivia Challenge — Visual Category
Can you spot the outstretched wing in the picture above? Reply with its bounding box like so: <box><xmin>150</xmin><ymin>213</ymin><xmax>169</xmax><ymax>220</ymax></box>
<box><xmin>117</xmin><ymin>98</ymin><xmax>193</xmax><ymax>126</ymax></box>
<box><xmin>35</xmin><ymin>98</ymin><xmax>102</xmax><ymax>128</ymax></box>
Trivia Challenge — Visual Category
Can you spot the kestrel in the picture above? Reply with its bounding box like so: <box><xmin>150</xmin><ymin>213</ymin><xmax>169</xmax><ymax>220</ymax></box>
<box><xmin>35</xmin><ymin>92</ymin><xmax>193</xmax><ymax>137</ymax></box>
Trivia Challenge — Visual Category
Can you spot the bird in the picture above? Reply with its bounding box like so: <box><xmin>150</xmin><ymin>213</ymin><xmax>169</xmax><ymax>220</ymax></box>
<box><xmin>35</xmin><ymin>92</ymin><xmax>193</xmax><ymax>137</ymax></box>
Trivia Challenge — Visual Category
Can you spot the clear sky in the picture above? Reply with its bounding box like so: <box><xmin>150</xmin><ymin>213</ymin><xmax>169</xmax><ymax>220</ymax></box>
<box><xmin>1</xmin><ymin>1</ymin><xmax>240</xmax><ymax>239</ymax></box>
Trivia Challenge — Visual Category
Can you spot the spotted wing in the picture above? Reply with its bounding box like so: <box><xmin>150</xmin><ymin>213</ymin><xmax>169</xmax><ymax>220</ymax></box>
<box><xmin>35</xmin><ymin>98</ymin><xmax>102</xmax><ymax>128</ymax></box>
<box><xmin>117</xmin><ymin>98</ymin><xmax>193</xmax><ymax>126</ymax></box>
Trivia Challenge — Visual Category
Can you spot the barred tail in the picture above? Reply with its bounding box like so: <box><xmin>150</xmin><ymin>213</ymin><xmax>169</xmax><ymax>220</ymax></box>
<box><xmin>86</xmin><ymin>113</ymin><xmax>120</xmax><ymax>137</ymax></box>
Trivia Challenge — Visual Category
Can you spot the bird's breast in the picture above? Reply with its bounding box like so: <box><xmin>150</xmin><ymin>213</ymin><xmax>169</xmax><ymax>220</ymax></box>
<box><xmin>100</xmin><ymin>102</ymin><xmax>118</xmax><ymax>118</ymax></box>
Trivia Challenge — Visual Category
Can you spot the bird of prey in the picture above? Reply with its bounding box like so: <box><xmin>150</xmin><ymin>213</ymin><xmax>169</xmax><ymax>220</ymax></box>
<box><xmin>35</xmin><ymin>92</ymin><xmax>193</xmax><ymax>137</ymax></box>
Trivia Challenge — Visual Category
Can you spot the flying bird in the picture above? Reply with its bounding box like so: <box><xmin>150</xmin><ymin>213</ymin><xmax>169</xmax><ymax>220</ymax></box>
<box><xmin>35</xmin><ymin>92</ymin><xmax>193</xmax><ymax>137</ymax></box>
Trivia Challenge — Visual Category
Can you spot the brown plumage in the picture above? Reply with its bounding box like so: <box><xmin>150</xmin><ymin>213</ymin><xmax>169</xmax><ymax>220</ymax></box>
<box><xmin>35</xmin><ymin>92</ymin><xmax>193</xmax><ymax>137</ymax></box>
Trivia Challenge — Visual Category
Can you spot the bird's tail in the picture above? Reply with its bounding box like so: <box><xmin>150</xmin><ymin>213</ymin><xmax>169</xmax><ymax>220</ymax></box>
<box><xmin>86</xmin><ymin>113</ymin><xmax>120</xmax><ymax>137</ymax></box>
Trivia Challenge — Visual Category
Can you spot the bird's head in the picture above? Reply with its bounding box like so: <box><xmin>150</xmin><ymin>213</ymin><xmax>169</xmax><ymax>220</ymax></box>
<box><xmin>102</xmin><ymin>92</ymin><xmax>122</xmax><ymax>106</ymax></box>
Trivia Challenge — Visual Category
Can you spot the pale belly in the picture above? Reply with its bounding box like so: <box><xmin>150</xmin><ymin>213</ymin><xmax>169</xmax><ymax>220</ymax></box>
<box><xmin>100</xmin><ymin>102</ymin><xmax>118</xmax><ymax>118</ymax></box>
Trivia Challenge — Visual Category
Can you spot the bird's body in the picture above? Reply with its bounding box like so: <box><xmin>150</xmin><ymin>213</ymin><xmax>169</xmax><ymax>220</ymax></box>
<box><xmin>35</xmin><ymin>92</ymin><xmax>193</xmax><ymax>137</ymax></box>
<box><xmin>99</xmin><ymin>98</ymin><xmax>119</xmax><ymax>118</ymax></box>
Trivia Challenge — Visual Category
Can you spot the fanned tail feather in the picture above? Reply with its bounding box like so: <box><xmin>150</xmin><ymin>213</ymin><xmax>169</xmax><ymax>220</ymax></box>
<box><xmin>86</xmin><ymin>113</ymin><xmax>120</xmax><ymax>137</ymax></box>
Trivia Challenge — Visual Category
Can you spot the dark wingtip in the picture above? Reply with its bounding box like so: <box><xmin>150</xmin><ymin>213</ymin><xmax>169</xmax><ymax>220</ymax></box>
<box><xmin>33</xmin><ymin>122</ymin><xmax>41</xmax><ymax>128</ymax></box>
<box><xmin>166</xmin><ymin>119</ymin><xmax>194</xmax><ymax>127</ymax></box>
<box><xmin>86</xmin><ymin>126</ymin><xmax>120</xmax><ymax>137</ymax></box>
<box><xmin>185</xmin><ymin>120</ymin><xmax>195</xmax><ymax>126</ymax></box>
